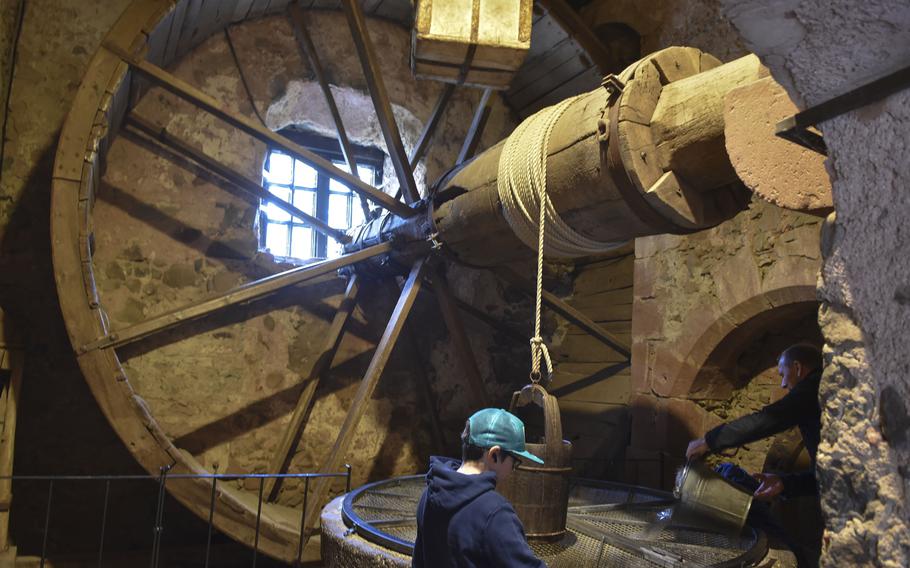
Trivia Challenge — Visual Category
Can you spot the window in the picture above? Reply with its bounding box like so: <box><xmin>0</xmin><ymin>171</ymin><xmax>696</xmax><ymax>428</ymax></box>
<box><xmin>259</xmin><ymin>132</ymin><xmax>383</xmax><ymax>261</ymax></box>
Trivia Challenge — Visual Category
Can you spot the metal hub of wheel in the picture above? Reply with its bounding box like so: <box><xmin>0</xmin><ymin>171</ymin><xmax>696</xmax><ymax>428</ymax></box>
<box><xmin>342</xmin><ymin>476</ymin><xmax>768</xmax><ymax>567</ymax></box>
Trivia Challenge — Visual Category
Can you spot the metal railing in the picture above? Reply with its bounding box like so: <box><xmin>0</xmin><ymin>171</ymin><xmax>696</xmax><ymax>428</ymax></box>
<box><xmin>5</xmin><ymin>465</ymin><xmax>352</xmax><ymax>568</ymax></box>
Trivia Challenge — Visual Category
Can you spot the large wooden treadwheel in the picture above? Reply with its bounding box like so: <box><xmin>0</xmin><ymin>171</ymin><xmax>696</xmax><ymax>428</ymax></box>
<box><xmin>50</xmin><ymin>0</ymin><xmax>489</xmax><ymax>562</ymax></box>
<box><xmin>51</xmin><ymin>0</ymin><xmax>652</xmax><ymax>563</ymax></box>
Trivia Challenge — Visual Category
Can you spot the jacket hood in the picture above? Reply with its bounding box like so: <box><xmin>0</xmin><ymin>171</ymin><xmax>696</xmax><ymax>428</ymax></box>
<box><xmin>424</xmin><ymin>456</ymin><xmax>498</xmax><ymax>513</ymax></box>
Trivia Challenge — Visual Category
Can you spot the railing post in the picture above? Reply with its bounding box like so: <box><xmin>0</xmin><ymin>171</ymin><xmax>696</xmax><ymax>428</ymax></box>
<box><xmin>40</xmin><ymin>480</ymin><xmax>54</xmax><ymax>568</ymax></box>
<box><xmin>252</xmin><ymin>477</ymin><xmax>264</xmax><ymax>567</ymax></box>
<box><xmin>295</xmin><ymin>476</ymin><xmax>310</xmax><ymax>567</ymax></box>
<box><xmin>97</xmin><ymin>479</ymin><xmax>110</xmax><ymax>568</ymax></box>
<box><xmin>204</xmin><ymin>476</ymin><xmax>217</xmax><ymax>568</ymax></box>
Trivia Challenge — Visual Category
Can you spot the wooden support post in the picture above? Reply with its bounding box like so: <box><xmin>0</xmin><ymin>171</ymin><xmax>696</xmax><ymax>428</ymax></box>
<box><xmin>104</xmin><ymin>42</ymin><xmax>414</xmax><ymax>219</ymax></box>
<box><xmin>428</xmin><ymin>266</ymin><xmax>489</xmax><ymax>409</ymax></box>
<box><xmin>79</xmin><ymin>242</ymin><xmax>395</xmax><ymax>353</ymax></box>
<box><xmin>340</xmin><ymin>0</ymin><xmax>421</xmax><ymax>205</ymax></box>
<box><xmin>302</xmin><ymin>257</ymin><xmax>428</xmax><ymax>540</ymax></box>
<box><xmin>456</xmin><ymin>88</ymin><xmax>493</xmax><ymax>166</ymax></box>
<box><xmin>265</xmin><ymin>275</ymin><xmax>361</xmax><ymax>502</ymax></box>
<box><xmin>288</xmin><ymin>4</ymin><xmax>371</xmax><ymax>220</ymax></box>
<box><xmin>127</xmin><ymin>114</ymin><xmax>350</xmax><ymax>244</ymax></box>
<box><xmin>494</xmin><ymin>268</ymin><xmax>631</xmax><ymax>359</ymax></box>
<box><xmin>537</xmin><ymin>0</ymin><xmax>613</xmax><ymax>75</ymax></box>
<box><xmin>385</xmin><ymin>281</ymin><xmax>445</xmax><ymax>456</ymax></box>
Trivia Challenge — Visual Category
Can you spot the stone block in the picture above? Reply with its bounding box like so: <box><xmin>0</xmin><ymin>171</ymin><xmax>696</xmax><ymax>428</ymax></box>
<box><xmin>724</xmin><ymin>76</ymin><xmax>832</xmax><ymax>213</ymax></box>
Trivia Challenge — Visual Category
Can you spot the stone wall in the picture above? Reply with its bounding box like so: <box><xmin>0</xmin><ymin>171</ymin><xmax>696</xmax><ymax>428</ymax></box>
<box><xmin>720</xmin><ymin>1</ymin><xmax>910</xmax><ymax>565</ymax></box>
<box><xmin>628</xmin><ymin>198</ymin><xmax>823</xmax><ymax>488</ymax></box>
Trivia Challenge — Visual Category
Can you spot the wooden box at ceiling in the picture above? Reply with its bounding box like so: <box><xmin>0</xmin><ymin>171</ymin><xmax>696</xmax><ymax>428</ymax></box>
<box><xmin>412</xmin><ymin>0</ymin><xmax>533</xmax><ymax>89</ymax></box>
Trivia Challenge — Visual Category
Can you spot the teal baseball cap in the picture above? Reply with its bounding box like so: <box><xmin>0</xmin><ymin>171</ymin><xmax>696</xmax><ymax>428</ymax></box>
<box><xmin>467</xmin><ymin>408</ymin><xmax>544</xmax><ymax>465</ymax></box>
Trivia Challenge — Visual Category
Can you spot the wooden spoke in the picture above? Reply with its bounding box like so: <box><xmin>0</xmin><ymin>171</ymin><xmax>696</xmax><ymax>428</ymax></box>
<box><xmin>288</xmin><ymin>4</ymin><xmax>371</xmax><ymax>220</ymax></box>
<box><xmin>409</xmin><ymin>84</ymin><xmax>457</xmax><ymax>169</ymax></box>
<box><xmin>456</xmin><ymin>88</ymin><xmax>494</xmax><ymax>166</ymax></box>
<box><xmin>427</xmin><ymin>266</ymin><xmax>489</xmax><ymax>409</ymax></box>
<box><xmin>394</xmin><ymin>83</ymin><xmax>457</xmax><ymax>202</ymax></box>
<box><xmin>537</xmin><ymin>0</ymin><xmax>613</xmax><ymax>75</ymax></box>
<box><xmin>126</xmin><ymin>114</ymin><xmax>350</xmax><ymax>245</ymax></box>
<box><xmin>264</xmin><ymin>275</ymin><xmax>361</xmax><ymax>502</ymax></box>
<box><xmin>79</xmin><ymin>242</ymin><xmax>394</xmax><ymax>353</ymax></box>
<box><xmin>494</xmin><ymin>268</ymin><xmax>631</xmax><ymax>359</ymax></box>
<box><xmin>420</xmin><ymin>283</ymin><xmax>527</xmax><ymax>345</ymax></box>
<box><xmin>340</xmin><ymin>0</ymin><xmax>421</xmax><ymax>205</ymax></box>
<box><xmin>302</xmin><ymin>256</ymin><xmax>428</xmax><ymax>540</ymax></box>
<box><xmin>104</xmin><ymin>42</ymin><xmax>414</xmax><ymax>219</ymax></box>
<box><xmin>386</xmin><ymin>280</ymin><xmax>445</xmax><ymax>456</ymax></box>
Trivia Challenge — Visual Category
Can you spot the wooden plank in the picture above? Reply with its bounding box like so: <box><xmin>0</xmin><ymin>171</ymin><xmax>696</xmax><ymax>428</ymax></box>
<box><xmin>567</xmin><ymin>287</ymin><xmax>634</xmax><ymax>312</ymax></box>
<box><xmin>126</xmin><ymin>114</ymin><xmax>350</xmax><ymax>244</ymax></box>
<box><xmin>265</xmin><ymin>0</ymin><xmax>294</xmax><ymax>14</ymax></box>
<box><xmin>105</xmin><ymin>43</ymin><xmax>415</xmax><ymax>218</ymax></box>
<box><xmin>428</xmin><ymin>265</ymin><xmax>489</xmax><ymax>409</ymax></box>
<box><xmin>495</xmin><ymin>268</ymin><xmax>631</xmax><ymax>359</ymax></box>
<box><xmin>373</xmin><ymin>0</ymin><xmax>412</xmax><ymax>23</ymax></box>
<box><xmin>552</xmin><ymin>334</ymin><xmax>630</xmax><ymax>363</ymax></box>
<box><xmin>507</xmin><ymin>37</ymin><xmax>585</xmax><ymax>99</ymax></box>
<box><xmin>288</xmin><ymin>3</ymin><xmax>370</xmax><ymax>219</ymax></box>
<box><xmin>341</xmin><ymin>0</ymin><xmax>420</xmax><ymax>204</ymax></box>
<box><xmin>302</xmin><ymin>257</ymin><xmax>428</xmax><ymax>539</ymax></box>
<box><xmin>537</xmin><ymin>0</ymin><xmax>612</xmax><ymax>74</ymax></box>
<box><xmin>247</xmin><ymin>0</ymin><xmax>271</xmax><ymax>19</ymax></box>
<box><xmin>456</xmin><ymin>88</ymin><xmax>493</xmax><ymax>166</ymax></box>
<box><xmin>79</xmin><ymin>242</ymin><xmax>394</xmax><ymax>353</ymax></box>
<box><xmin>550</xmin><ymin>366</ymin><xmax>630</xmax><ymax>404</ymax></box>
<box><xmin>143</xmin><ymin>4</ymin><xmax>175</xmax><ymax>68</ymax></box>
<box><xmin>264</xmin><ymin>275</ymin><xmax>361</xmax><ymax>501</ymax></box>
<box><xmin>572</xmin><ymin>255</ymin><xmax>633</xmax><ymax>294</ymax></box>
<box><xmin>518</xmin><ymin>64</ymin><xmax>601</xmax><ymax>118</ymax></box>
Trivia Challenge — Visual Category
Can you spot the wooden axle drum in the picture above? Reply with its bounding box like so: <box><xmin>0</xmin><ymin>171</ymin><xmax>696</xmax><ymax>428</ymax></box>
<box><xmin>499</xmin><ymin>384</ymin><xmax>572</xmax><ymax>540</ymax></box>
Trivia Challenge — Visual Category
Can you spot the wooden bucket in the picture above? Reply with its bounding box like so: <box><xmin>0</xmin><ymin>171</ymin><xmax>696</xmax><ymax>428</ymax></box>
<box><xmin>498</xmin><ymin>384</ymin><xmax>572</xmax><ymax>540</ymax></box>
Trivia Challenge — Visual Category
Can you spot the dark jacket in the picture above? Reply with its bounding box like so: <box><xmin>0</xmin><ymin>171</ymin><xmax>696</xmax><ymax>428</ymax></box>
<box><xmin>412</xmin><ymin>457</ymin><xmax>545</xmax><ymax>568</ymax></box>
<box><xmin>705</xmin><ymin>368</ymin><xmax>822</xmax><ymax>497</ymax></box>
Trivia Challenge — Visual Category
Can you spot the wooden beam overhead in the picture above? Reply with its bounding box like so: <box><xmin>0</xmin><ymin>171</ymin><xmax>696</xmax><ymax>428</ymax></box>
<box><xmin>126</xmin><ymin>114</ymin><xmax>351</xmax><ymax>245</ymax></box>
<box><xmin>494</xmin><ymin>267</ymin><xmax>631</xmax><ymax>359</ymax></box>
<box><xmin>105</xmin><ymin>42</ymin><xmax>414</xmax><ymax>219</ymax></box>
<box><xmin>456</xmin><ymin>88</ymin><xmax>494</xmax><ymax>166</ymax></box>
<box><xmin>302</xmin><ymin>256</ymin><xmax>429</xmax><ymax>540</ymax></box>
<box><xmin>340</xmin><ymin>0</ymin><xmax>421</xmax><ymax>205</ymax></box>
<box><xmin>537</xmin><ymin>0</ymin><xmax>613</xmax><ymax>75</ymax></box>
<box><xmin>288</xmin><ymin>3</ymin><xmax>371</xmax><ymax>220</ymax></box>
<box><xmin>79</xmin><ymin>242</ymin><xmax>395</xmax><ymax>353</ymax></box>
<box><xmin>265</xmin><ymin>275</ymin><xmax>361</xmax><ymax>502</ymax></box>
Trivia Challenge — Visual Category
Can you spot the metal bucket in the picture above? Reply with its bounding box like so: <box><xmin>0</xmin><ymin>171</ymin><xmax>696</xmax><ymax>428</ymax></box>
<box><xmin>674</xmin><ymin>461</ymin><xmax>753</xmax><ymax>531</ymax></box>
<box><xmin>498</xmin><ymin>384</ymin><xmax>572</xmax><ymax>541</ymax></box>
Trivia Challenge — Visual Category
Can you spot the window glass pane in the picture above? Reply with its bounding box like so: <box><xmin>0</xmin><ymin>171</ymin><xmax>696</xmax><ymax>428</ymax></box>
<box><xmin>265</xmin><ymin>152</ymin><xmax>293</xmax><ymax>185</ymax></box>
<box><xmin>264</xmin><ymin>185</ymin><xmax>291</xmax><ymax>222</ymax></box>
<box><xmin>329</xmin><ymin>176</ymin><xmax>350</xmax><ymax>194</ymax></box>
<box><xmin>290</xmin><ymin>226</ymin><xmax>313</xmax><ymax>259</ymax></box>
<box><xmin>294</xmin><ymin>160</ymin><xmax>317</xmax><ymax>188</ymax></box>
<box><xmin>265</xmin><ymin>222</ymin><xmax>289</xmax><ymax>257</ymax></box>
<box><xmin>292</xmin><ymin>190</ymin><xmax>316</xmax><ymax>217</ymax></box>
<box><xmin>327</xmin><ymin>239</ymin><xmax>345</xmax><ymax>260</ymax></box>
<box><xmin>328</xmin><ymin>193</ymin><xmax>350</xmax><ymax>228</ymax></box>
<box><xmin>352</xmin><ymin>200</ymin><xmax>366</xmax><ymax>227</ymax></box>
<box><xmin>358</xmin><ymin>165</ymin><xmax>375</xmax><ymax>185</ymax></box>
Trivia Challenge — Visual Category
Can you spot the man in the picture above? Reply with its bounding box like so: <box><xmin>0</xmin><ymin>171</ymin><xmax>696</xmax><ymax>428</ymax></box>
<box><xmin>686</xmin><ymin>343</ymin><xmax>823</xmax><ymax>500</ymax></box>
<box><xmin>413</xmin><ymin>408</ymin><xmax>546</xmax><ymax>568</ymax></box>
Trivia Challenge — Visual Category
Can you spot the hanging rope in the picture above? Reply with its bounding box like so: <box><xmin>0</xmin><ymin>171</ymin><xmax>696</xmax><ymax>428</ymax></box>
<box><xmin>497</xmin><ymin>97</ymin><xmax>626</xmax><ymax>382</ymax></box>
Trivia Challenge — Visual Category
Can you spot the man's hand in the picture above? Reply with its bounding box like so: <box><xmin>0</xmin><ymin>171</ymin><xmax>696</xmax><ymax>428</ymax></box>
<box><xmin>685</xmin><ymin>438</ymin><xmax>710</xmax><ymax>460</ymax></box>
<box><xmin>753</xmin><ymin>473</ymin><xmax>784</xmax><ymax>501</ymax></box>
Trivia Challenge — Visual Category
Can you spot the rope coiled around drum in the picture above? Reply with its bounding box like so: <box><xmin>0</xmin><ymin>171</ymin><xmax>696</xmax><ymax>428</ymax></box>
<box><xmin>496</xmin><ymin>97</ymin><xmax>626</xmax><ymax>381</ymax></box>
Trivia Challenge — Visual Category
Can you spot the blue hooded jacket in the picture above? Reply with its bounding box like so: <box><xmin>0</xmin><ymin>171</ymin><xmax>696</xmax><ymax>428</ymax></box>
<box><xmin>412</xmin><ymin>457</ymin><xmax>545</xmax><ymax>568</ymax></box>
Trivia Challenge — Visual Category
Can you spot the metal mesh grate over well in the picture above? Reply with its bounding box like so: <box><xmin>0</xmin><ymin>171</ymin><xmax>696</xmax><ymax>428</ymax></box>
<box><xmin>342</xmin><ymin>476</ymin><xmax>767</xmax><ymax>566</ymax></box>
